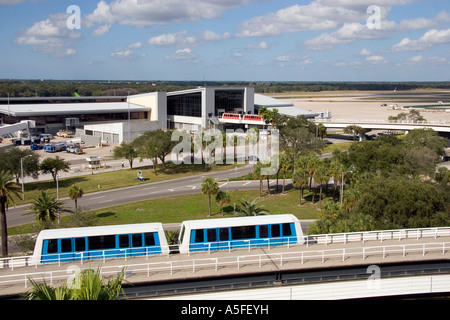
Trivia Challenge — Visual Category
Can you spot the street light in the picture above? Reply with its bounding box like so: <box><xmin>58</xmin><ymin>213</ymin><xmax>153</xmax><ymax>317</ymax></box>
<box><xmin>20</xmin><ymin>154</ymin><xmax>32</xmax><ymax>200</ymax></box>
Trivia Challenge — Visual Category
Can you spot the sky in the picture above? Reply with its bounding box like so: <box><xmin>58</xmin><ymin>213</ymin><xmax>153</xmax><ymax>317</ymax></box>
<box><xmin>0</xmin><ymin>0</ymin><xmax>449</xmax><ymax>82</ymax></box>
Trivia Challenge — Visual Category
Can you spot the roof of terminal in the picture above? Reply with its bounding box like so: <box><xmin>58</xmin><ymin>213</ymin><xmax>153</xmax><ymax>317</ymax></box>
<box><xmin>0</xmin><ymin>102</ymin><xmax>150</xmax><ymax>116</ymax></box>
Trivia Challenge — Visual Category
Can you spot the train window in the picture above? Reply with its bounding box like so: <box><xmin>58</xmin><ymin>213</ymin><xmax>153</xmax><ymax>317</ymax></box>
<box><xmin>75</xmin><ymin>238</ymin><xmax>86</xmax><ymax>251</ymax></box>
<box><xmin>194</xmin><ymin>229</ymin><xmax>204</xmax><ymax>243</ymax></box>
<box><xmin>282</xmin><ymin>223</ymin><xmax>292</xmax><ymax>236</ymax></box>
<box><xmin>132</xmin><ymin>234</ymin><xmax>143</xmax><ymax>247</ymax></box>
<box><xmin>259</xmin><ymin>225</ymin><xmax>269</xmax><ymax>238</ymax></box>
<box><xmin>88</xmin><ymin>235</ymin><xmax>116</xmax><ymax>250</ymax></box>
<box><xmin>144</xmin><ymin>233</ymin><xmax>155</xmax><ymax>246</ymax></box>
<box><xmin>61</xmin><ymin>238</ymin><xmax>72</xmax><ymax>253</ymax></box>
<box><xmin>47</xmin><ymin>239</ymin><xmax>58</xmax><ymax>253</ymax></box>
<box><xmin>119</xmin><ymin>235</ymin><xmax>129</xmax><ymax>248</ymax></box>
<box><xmin>207</xmin><ymin>229</ymin><xmax>217</xmax><ymax>242</ymax></box>
<box><xmin>231</xmin><ymin>226</ymin><xmax>256</xmax><ymax>239</ymax></box>
<box><xmin>219</xmin><ymin>228</ymin><xmax>229</xmax><ymax>241</ymax></box>
<box><xmin>271</xmin><ymin>224</ymin><xmax>281</xmax><ymax>237</ymax></box>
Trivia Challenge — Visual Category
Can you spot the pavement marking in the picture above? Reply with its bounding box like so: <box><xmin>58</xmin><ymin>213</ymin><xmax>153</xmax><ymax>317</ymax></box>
<box><xmin>88</xmin><ymin>196</ymin><xmax>105</xmax><ymax>200</ymax></box>
<box><xmin>242</xmin><ymin>181</ymin><xmax>252</xmax><ymax>186</ymax></box>
<box><xmin>98</xmin><ymin>199</ymin><xmax>114</xmax><ymax>204</ymax></box>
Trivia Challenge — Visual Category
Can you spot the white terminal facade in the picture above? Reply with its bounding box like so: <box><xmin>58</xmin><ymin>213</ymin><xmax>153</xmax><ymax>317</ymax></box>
<box><xmin>0</xmin><ymin>87</ymin><xmax>318</xmax><ymax>144</ymax></box>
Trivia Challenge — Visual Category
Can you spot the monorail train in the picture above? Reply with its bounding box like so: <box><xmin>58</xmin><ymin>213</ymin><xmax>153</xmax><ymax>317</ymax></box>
<box><xmin>32</xmin><ymin>215</ymin><xmax>303</xmax><ymax>263</ymax></box>
<box><xmin>221</xmin><ymin>113</ymin><xmax>263</xmax><ymax>121</ymax></box>
<box><xmin>178</xmin><ymin>214</ymin><xmax>303</xmax><ymax>254</ymax></box>
<box><xmin>32</xmin><ymin>223</ymin><xmax>169</xmax><ymax>264</ymax></box>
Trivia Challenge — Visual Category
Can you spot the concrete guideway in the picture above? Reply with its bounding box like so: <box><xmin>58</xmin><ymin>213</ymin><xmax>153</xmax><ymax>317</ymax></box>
<box><xmin>0</xmin><ymin>227</ymin><xmax>449</xmax><ymax>298</ymax></box>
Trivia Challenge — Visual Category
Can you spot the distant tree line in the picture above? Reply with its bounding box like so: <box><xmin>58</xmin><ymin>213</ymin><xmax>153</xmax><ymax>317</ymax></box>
<box><xmin>1</xmin><ymin>80</ymin><xmax>450</xmax><ymax>98</ymax></box>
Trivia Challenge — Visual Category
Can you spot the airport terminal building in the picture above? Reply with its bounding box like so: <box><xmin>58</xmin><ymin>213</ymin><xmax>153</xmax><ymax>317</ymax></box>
<box><xmin>0</xmin><ymin>87</ymin><xmax>318</xmax><ymax>144</ymax></box>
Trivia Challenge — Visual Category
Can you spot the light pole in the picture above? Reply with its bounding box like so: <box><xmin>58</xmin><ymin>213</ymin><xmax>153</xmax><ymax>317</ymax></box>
<box><xmin>20</xmin><ymin>154</ymin><xmax>32</xmax><ymax>200</ymax></box>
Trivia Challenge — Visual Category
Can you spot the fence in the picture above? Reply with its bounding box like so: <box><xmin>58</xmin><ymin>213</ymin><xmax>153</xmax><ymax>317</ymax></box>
<box><xmin>0</xmin><ymin>240</ymin><xmax>449</xmax><ymax>293</ymax></box>
<box><xmin>1</xmin><ymin>227</ymin><xmax>450</xmax><ymax>271</ymax></box>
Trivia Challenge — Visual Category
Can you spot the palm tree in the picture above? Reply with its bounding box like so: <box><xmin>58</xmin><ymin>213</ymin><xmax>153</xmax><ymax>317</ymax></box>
<box><xmin>68</xmin><ymin>185</ymin><xmax>84</xmax><ymax>212</ymax></box>
<box><xmin>278</xmin><ymin>153</ymin><xmax>292</xmax><ymax>194</ymax></box>
<box><xmin>252</xmin><ymin>161</ymin><xmax>264</xmax><ymax>197</ymax></box>
<box><xmin>201</xmin><ymin>177</ymin><xmax>219</xmax><ymax>217</ymax></box>
<box><xmin>215</xmin><ymin>191</ymin><xmax>230</xmax><ymax>216</ymax></box>
<box><xmin>25</xmin><ymin>267</ymin><xmax>126</xmax><ymax>300</ymax></box>
<box><xmin>314</xmin><ymin>161</ymin><xmax>331</xmax><ymax>210</ymax></box>
<box><xmin>28</xmin><ymin>191</ymin><xmax>70</xmax><ymax>224</ymax></box>
<box><xmin>0</xmin><ymin>170</ymin><xmax>21</xmax><ymax>257</ymax></box>
<box><xmin>234</xmin><ymin>197</ymin><xmax>268</xmax><ymax>216</ymax></box>
<box><xmin>292</xmin><ymin>170</ymin><xmax>309</xmax><ymax>206</ymax></box>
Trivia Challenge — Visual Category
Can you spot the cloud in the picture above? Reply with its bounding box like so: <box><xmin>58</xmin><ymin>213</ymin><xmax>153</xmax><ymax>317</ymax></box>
<box><xmin>85</xmin><ymin>0</ymin><xmax>246</xmax><ymax>28</ymax></box>
<box><xmin>237</xmin><ymin>2</ymin><xmax>363</xmax><ymax>37</ymax></box>
<box><xmin>110</xmin><ymin>49</ymin><xmax>133</xmax><ymax>59</ymax></box>
<box><xmin>15</xmin><ymin>13</ymin><xmax>80</xmax><ymax>57</ymax></box>
<box><xmin>200</xmin><ymin>30</ymin><xmax>231</xmax><ymax>42</ymax></box>
<box><xmin>147</xmin><ymin>30</ymin><xmax>197</xmax><ymax>47</ymax></box>
<box><xmin>91</xmin><ymin>24</ymin><xmax>111</xmax><ymax>36</ymax></box>
<box><xmin>365</xmin><ymin>55</ymin><xmax>388</xmax><ymax>64</ymax></box>
<box><xmin>304</xmin><ymin>14</ymin><xmax>437</xmax><ymax>51</ymax></box>
<box><xmin>360</xmin><ymin>48</ymin><xmax>372</xmax><ymax>56</ymax></box>
<box><xmin>165</xmin><ymin>48</ymin><xmax>199</xmax><ymax>62</ymax></box>
<box><xmin>390</xmin><ymin>28</ymin><xmax>450</xmax><ymax>51</ymax></box>
<box><xmin>110</xmin><ymin>42</ymin><xmax>143</xmax><ymax>59</ymax></box>
<box><xmin>246</xmin><ymin>41</ymin><xmax>269</xmax><ymax>50</ymax></box>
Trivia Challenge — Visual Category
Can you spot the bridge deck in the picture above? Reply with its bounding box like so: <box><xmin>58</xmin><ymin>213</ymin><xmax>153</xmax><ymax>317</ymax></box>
<box><xmin>1</xmin><ymin>232</ymin><xmax>449</xmax><ymax>297</ymax></box>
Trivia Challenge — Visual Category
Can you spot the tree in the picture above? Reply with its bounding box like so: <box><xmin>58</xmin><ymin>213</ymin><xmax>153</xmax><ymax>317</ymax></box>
<box><xmin>0</xmin><ymin>170</ymin><xmax>21</xmax><ymax>257</ymax></box>
<box><xmin>278</xmin><ymin>153</ymin><xmax>292</xmax><ymax>194</ymax></box>
<box><xmin>292</xmin><ymin>169</ymin><xmax>309</xmax><ymax>206</ymax></box>
<box><xmin>25</xmin><ymin>267</ymin><xmax>125</xmax><ymax>300</ymax></box>
<box><xmin>39</xmin><ymin>156</ymin><xmax>70</xmax><ymax>184</ymax></box>
<box><xmin>354</xmin><ymin>176</ymin><xmax>446</xmax><ymax>229</ymax></box>
<box><xmin>314</xmin><ymin>160</ymin><xmax>331</xmax><ymax>210</ymax></box>
<box><xmin>343</xmin><ymin>125</ymin><xmax>370</xmax><ymax>141</ymax></box>
<box><xmin>68</xmin><ymin>185</ymin><xmax>84</xmax><ymax>212</ymax></box>
<box><xmin>234</xmin><ymin>197</ymin><xmax>268</xmax><ymax>216</ymax></box>
<box><xmin>113</xmin><ymin>141</ymin><xmax>138</xmax><ymax>169</ymax></box>
<box><xmin>201</xmin><ymin>177</ymin><xmax>219</xmax><ymax>217</ymax></box>
<box><xmin>0</xmin><ymin>148</ymin><xmax>40</xmax><ymax>184</ymax></box>
<box><xmin>252</xmin><ymin>161</ymin><xmax>264</xmax><ymax>197</ymax></box>
<box><xmin>215</xmin><ymin>191</ymin><xmax>230</xmax><ymax>216</ymax></box>
<box><xmin>134</xmin><ymin>129</ymin><xmax>175</xmax><ymax>175</ymax></box>
<box><xmin>28</xmin><ymin>191</ymin><xmax>70</xmax><ymax>224</ymax></box>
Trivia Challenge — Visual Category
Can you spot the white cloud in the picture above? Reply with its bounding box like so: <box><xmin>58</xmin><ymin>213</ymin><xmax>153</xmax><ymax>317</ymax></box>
<box><xmin>201</xmin><ymin>30</ymin><xmax>231</xmax><ymax>41</ymax></box>
<box><xmin>390</xmin><ymin>28</ymin><xmax>450</xmax><ymax>51</ymax></box>
<box><xmin>85</xmin><ymin>0</ymin><xmax>246</xmax><ymax>28</ymax></box>
<box><xmin>128</xmin><ymin>42</ymin><xmax>142</xmax><ymax>49</ymax></box>
<box><xmin>237</xmin><ymin>2</ymin><xmax>363</xmax><ymax>37</ymax></box>
<box><xmin>110</xmin><ymin>42</ymin><xmax>143</xmax><ymax>59</ymax></box>
<box><xmin>365</xmin><ymin>55</ymin><xmax>388</xmax><ymax>64</ymax></box>
<box><xmin>110</xmin><ymin>49</ymin><xmax>133</xmax><ymax>58</ymax></box>
<box><xmin>246</xmin><ymin>41</ymin><xmax>269</xmax><ymax>50</ymax></box>
<box><xmin>15</xmin><ymin>13</ymin><xmax>80</xmax><ymax>57</ymax></box>
<box><xmin>165</xmin><ymin>48</ymin><xmax>198</xmax><ymax>62</ymax></box>
<box><xmin>148</xmin><ymin>30</ymin><xmax>197</xmax><ymax>47</ymax></box>
<box><xmin>360</xmin><ymin>48</ymin><xmax>372</xmax><ymax>56</ymax></box>
<box><xmin>91</xmin><ymin>24</ymin><xmax>111</xmax><ymax>36</ymax></box>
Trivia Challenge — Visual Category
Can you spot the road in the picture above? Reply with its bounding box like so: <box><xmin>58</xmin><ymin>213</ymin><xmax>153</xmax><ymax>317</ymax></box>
<box><xmin>7</xmin><ymin>164</ymin><xmax>266</xmax><ymax>227</ymax></box>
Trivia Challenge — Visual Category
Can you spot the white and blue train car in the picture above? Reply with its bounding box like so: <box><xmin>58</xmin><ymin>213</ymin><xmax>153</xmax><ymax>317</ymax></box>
<box><xmin>32</xmin><ymin>223</ymin><xmax>169</xmax><ymax>264</ymax></box>
<box><xmin>178</xmin><ymin>214</ymin><xmax>304</xmax><ymax>254</ymax></box>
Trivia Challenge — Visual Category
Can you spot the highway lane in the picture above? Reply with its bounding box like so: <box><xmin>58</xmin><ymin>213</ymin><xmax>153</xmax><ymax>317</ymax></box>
<box><xmin>7</xmin><ymin>164</ymin><xmax>267</xmax><ymax>227</ymax></box>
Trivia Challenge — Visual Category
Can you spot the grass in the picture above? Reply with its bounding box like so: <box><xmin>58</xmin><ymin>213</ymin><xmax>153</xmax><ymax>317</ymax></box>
<box><xmin>9</xmin><ymin>188</ymin><xmax>321</xmax><ymax>235</ymax></box>
<box><xmin>16</xmin><ymin>162</ymin><xmax>245</xmax><ymax>206</ymax></box>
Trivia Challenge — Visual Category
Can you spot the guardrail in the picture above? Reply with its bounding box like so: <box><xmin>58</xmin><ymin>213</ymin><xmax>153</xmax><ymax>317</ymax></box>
<box><xmin>1</xmin><ymin>227</ymin><xmax>449</xmax><ymax>270</ymax></box>
<box><xmin>314</xmin><ymin>118</ymin><xmax>450</xmax><ymax>125</ymax></box>
<box><xmin>0</xmin><ymin>241</ymin><xmax>449</xmax><ymax>293</ymax></box>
